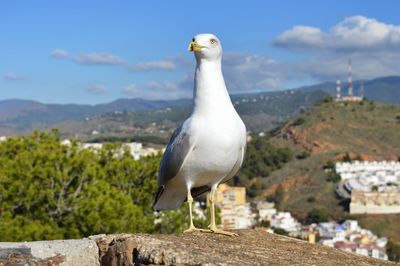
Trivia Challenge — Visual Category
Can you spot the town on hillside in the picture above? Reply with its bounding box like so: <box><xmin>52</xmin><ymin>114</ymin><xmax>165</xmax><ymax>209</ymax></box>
<box><xmin>202</xmin><ymin>181</ymin><xmax>395</xmax><ymax>261</ymax></box>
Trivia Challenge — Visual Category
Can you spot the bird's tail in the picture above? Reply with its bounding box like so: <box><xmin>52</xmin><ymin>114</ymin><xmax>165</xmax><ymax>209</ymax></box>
<box><xmin>152</xmin><ymin>183</ymin><xmax>187</xmax><ymax>211</ymax></box>
<box><xmin>152</xmin><ymin>185</ymin><xmax>165</xmax><ymax>211</ymax></box>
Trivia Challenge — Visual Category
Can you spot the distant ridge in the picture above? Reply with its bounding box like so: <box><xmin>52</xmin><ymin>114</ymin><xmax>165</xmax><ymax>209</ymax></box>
<box><xmin>299</xmin><ymin>76</ymin><xmax>400</xmax><ymax>104</ymax></box>
<box><xmin>0</xmin><ymin>75</ymin><xmax>398</xmax><ymax>135</ymax></box>
<box><xmin>0</xmin><ymin>98</ymin><xmax>192</xmax><ymax>123</ymax></box>
<box><xmin>0</xmin><ymin>90</ymin><xmax>326</xmax><ymax>136</ymax></box>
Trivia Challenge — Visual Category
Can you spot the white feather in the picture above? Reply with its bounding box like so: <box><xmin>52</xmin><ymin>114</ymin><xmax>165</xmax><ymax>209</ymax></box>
<box><xmin>153</xmin><ymin>33</ymin><xmax>246</xmax><ymax>210</ymax></box>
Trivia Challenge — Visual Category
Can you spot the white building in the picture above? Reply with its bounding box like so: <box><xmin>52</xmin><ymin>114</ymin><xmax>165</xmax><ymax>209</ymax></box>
<box><xmin>270</xmin><ymin>212</ymin><xmax>300</xmax><ymax>232</ymax></box>
<box><xmin>212</xmin><ymin>184</ymin><xmax>255</xmax><ymax>230</ymax></box>
<box><xmin>336</xmin><ymin>161</ymin><xmax>400</xmax><ymax>214</ymax></box>
<box><xmin>316</xmin><ymin>220</ymin><xmax>388</xmax><ymax>260</ymax></box>
<box><xmin>257</xmin><ymin>201</ymin><xmax>277</xmax><ymax>221</ymax></box>
<box><xmin>343</xmin><ymin>220</ymin><xmax>358</xmax><ymax>231</ymax></box>
<box><xmin>61</xmin><ymin>140</ymin><xmax>160</xmax><ymax>160</ymax></box>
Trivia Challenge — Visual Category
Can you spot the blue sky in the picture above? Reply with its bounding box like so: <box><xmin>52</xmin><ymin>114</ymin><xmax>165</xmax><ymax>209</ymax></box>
<box><xmin>1</xmin><ymin>1</ymin><xmax>400</xmax><ymax>104</ymax></box>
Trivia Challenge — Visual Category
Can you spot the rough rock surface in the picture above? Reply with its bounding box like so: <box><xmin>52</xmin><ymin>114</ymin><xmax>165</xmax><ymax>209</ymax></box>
<box><xmin>97</xmin><ymin>229</ymin><xmax>397</xmax><ymax>266</ymax></box>
<box><xmin>0</xmin><ymin>229</ymin><xmax>397</xmax><ymax>265</ymax></box>
<box><xmin>0</xmin><ymin>238</ymin><xmax>99</xmax><ymax>266</ymax></box>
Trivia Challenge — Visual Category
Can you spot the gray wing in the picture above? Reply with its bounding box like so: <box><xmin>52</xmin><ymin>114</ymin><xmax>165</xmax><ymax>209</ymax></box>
<box><xmin>153</xmin><ymin>122</ymin><xmax>193</xmax><ymax>208</ymax></box>
<box><xmin>158</xmin><ymin>123</ymin><xmax>193</xmax><ymax>186</ymax></box>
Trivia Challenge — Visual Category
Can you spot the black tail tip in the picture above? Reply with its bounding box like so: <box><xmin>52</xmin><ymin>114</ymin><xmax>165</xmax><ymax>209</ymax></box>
<box><xmin>152</xmin><ymin>186</ymin><xmax>165</xmax><ymax>212</ymax></box>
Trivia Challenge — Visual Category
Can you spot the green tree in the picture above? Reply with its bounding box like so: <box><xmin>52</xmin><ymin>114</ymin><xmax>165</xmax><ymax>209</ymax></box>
<box><xmin>343</xmin><ymin>152</ymin><xmax>352</xmax><ymax>162</ymax></box>
<box><xmin>387</xmin><ymin>240</ymin><xmax>400</xmax><ymax>262</ymax></box>
<box><xmin>0</xmin><ymin>130</ymin><xmax>190</xmax><ymax>241</ymax></box>
<box><xmin>240</xmin><ymin>136</ymin><xmax>293</xmax><ymax>185</ymax></box>
<box><xmin>274</xmin><ymin>184</ymin><xmax>285</xmax><ymax>210</ymax></box>
<box><xmin>273</xmin><ymin>228</ymin><xmax>289</xmax><ymax>236</ymax></box>
<box><xmin>296</xmin><ymin>151</ymin><xmax>310</xmax><ymax>160</ymax></box>
<box><xmin>293</xmin><ymin>117</ymin><xmax>305</xmax><ymax>126</ymax></box>
<box><xmin>323</xmin><ymin>160</ymin><xmax>335</xmax><ymax>170</ymax></box>
<box><xmin>306</xmin><ymin>208</ymin><xmax>328</xmax><ymax>224</ymax></box>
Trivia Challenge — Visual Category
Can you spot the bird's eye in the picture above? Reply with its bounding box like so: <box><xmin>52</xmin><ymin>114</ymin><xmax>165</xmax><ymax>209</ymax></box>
<box><xmin>210</xmin><ymin>38</ymin><xmax>217</xmax><ymax>44</ymax></box>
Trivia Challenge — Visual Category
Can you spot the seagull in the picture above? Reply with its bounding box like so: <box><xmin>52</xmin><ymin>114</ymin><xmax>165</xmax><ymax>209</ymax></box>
<box><xmin>153</xmin><ymin>33</ymin><xmax>246</xmax><ymax>236</ymax></box>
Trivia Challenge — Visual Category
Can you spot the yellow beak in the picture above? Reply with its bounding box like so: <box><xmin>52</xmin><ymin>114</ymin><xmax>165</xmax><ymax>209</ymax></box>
<box><xmin>188</xmin><ymin>41</ymin><xmax>203</xmax><ymax>52</ymax></box>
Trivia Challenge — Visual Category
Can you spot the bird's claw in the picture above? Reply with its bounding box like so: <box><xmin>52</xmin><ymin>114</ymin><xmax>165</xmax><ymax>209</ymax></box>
<box><xmin>184</xmin><ymin>225</ymin><xmax>238</xmax><ymax>236</ymax></box>
<box><xmin>183</xmin><ymin>226</ymin><xmax>211</xmax><ymax>234</ymax></box>
<box><xmin>209</xmin><ymin>226</ymin><xmax>239</xmax><ymax>237</ymax></box>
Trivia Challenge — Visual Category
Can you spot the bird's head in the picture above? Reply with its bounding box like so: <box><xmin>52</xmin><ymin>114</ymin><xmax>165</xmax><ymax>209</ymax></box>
<box><xmin>188</xmin><ymin>33</ymin><xmax>222</xmax><ymax>61</ymax></box>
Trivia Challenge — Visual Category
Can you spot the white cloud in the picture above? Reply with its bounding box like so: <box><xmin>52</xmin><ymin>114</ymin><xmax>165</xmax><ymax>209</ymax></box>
<box><xmin>48</xmin><ymin>16</ymin><xmax>400</xmax><ymax>100</ymax></box>
<box><xmin>50</xmin><ymin>48</ymin><xmax>176</xmax><ymax>73</ymax></box>
<box><xmin>145</xmin><ymin>81</ymin><xmax>178</xmax><ymax>90</ymax></box>
<box><xmin>222</xmin><ymin>52</ymin><xmax>284</xmax><ymax>92</ymax></box>
<box><xmin>122</xmin><ymin>79</ymin><xmax>191</xmax><ymax>100</ymax></box>
<box><xmin>268</xmin><ymin>15</ymin><xmax>400</xmax><ymax>84</ymax></box>
<box><xmin>3</xmin><ymin>72</ymin><xmax>28</xmax><ymax>81</ymax></box>
<box><xmin>297</xmin><ymin>52</ymin><xmax>400</xmax><ymax>81</ymax></box>
<box><xmin>73</xmin><ymin>52</ymin><xmax>125</xmax><ymax>65</ymax></box>
<box><xmin>86</xmin><ymin>84</ymin><xmax>108</xmax><ymax>94</ymax></box>
<box><xmin>128</xmin><ymin>60</ymin><xmax>176</xmax><ymax>72</ymax></box>
<box><xmin>50</xmin><ymin>49</ymin><xmax>70</xmax><ymax>58</ymax></box>
<box><xmin>273</xmin><ymin>26</ymin><xmax>325</xmax><ymax>50</ymax></box>
<box><xmin>274</xmin><ymin>15</ymin><xmax>400</xmax><ymax>51</ymax></box>
<box><xmin>118</xmin><ymin>53</ymin><xmax>288</xmax><ymax>100</ymax></box>
<box><xmin>122</xmin><ymin>84</ymin><xmax>140</xmax><ymax>96</ymax></box>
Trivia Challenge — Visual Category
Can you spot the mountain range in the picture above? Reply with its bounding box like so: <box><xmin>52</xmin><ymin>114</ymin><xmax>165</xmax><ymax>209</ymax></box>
<box><xmin>299</xmin><ymin>76</ymin><xmax>400</xmax><ymax>104</ymax></box>
<box><xmin>0</xmin><ymin>76</ymin><xmax>399</xmax><ymax>136</ymax></box>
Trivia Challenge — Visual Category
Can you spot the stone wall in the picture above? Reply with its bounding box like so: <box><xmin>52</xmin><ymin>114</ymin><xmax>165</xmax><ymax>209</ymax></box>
<box><xmin>0</xmin><ymin>229</ymin><xmax>396</xmax><ymax>265</ymax></box>
<box><xmin>351</xmin><ymin>190</ymin><xmax>400</xmax><ymax>214</ymax></box>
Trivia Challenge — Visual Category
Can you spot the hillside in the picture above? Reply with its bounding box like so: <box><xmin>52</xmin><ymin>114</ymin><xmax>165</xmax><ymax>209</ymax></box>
<box><xmin>0</xmin><ymin>90</ymin><xmax>328</xmax><ymax>139</ymax></box>
<box><xmin>0</xmin><ymin>98</ymin><xmax>192</xmax><ymax>123</ymax></box>
<box><xmin>281</xmin><ymin>99</ymin><xmax>400</xmax><ymax>155</ymax></box>
<box><xmin>257</xmin><ymin>98</ymin><xmax>400</xmax><ymax>243</ymax></box>
<box><xmin>0</xmin><ymin>75</ymin><xmax>399</xmax><ymax>137</ymax></box>
<box><xmin>0</xmin><ymin>98</ymin><xmax>191</xmax><ymax>136</ymax></box>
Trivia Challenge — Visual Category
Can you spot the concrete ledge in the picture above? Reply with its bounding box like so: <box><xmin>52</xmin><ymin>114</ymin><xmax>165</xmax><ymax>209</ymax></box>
<box><xmin>0</xmin><ymin>238</ymin><xmax>99</xmax><ymax>266</ymax></box>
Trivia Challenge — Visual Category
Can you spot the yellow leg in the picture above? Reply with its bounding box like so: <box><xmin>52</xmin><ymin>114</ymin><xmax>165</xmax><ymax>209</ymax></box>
<box><xmin>208</xmin><ymin>184</ymin><xmax>239</xmax><ymax>237</ymax></box>
<box><xmin>183</xmin><ymin>189</ymin><xmax>210</xmax><ymax>233</ymax></box>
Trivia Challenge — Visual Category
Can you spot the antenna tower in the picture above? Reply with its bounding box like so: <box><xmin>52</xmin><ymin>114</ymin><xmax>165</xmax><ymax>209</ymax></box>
<box><xmin>348</xmin><ymin>59</ymin><xmax>353</xmax><ymax>96</ymax></box>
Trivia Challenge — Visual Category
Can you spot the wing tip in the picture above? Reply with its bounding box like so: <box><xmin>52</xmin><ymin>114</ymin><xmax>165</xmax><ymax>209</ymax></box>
<box><xmin>152</xmin><ymin>185</ymin><xmax>165</xmax><ymax>211</ymax></box>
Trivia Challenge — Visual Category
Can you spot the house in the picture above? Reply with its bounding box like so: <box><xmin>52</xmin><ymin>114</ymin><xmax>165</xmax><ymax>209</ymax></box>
<box><xmin>210</xmin><ymin>183</ymin><xmax>255</xmax><ymax>230</ymax></box>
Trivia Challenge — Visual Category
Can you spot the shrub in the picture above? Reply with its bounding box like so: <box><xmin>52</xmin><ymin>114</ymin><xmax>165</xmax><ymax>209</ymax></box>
<box><xmin>307</xmin><ymin>196</ymin><xmax>316</xmax><ymax>203</ymax></box>
<box><xmin>297</xmin><ymin>151</ymin><xmax>311</xmax><ymax>160</ymax></box>
<box><xmin>323</xmin><ymin>96</ymin><xmax>333</xmax><ymax>103</ymax></box>
<box><xmin>293</xmin><ymin>117</ymin><xmax>305</xmax><ymax>126</ymax></box>
<box><xmin>259</xmin><ymin>220</ymin><xmax>270</xmax><ymax>228</ymax></box>
<box><xmin>274</xmin><ymin>184</ymin><xmax>285</xmax><ymax>210</ymax></box>
<box><xmin>273</xmin><ymin>228</ymin><xmax>289</xmax><ymax>236</ymax></box>
<box><xmin>387</xmin><ymin>240</ymin><xmax>400</xmax><ymax>262</ymax></box>
<box><xmin>326</xmin><ymin>172</ymin><xmax>341</xmax><ymax>183</ymax></box>
<box><xmin>343</xmin><ymin>153</ymin><xmax>352</xmax><ymax>162</ymax></box>
<box><xmin>306</xmin><ymin>208</ymin><xmax>328</xmax><ymax>224</ymax></box>
<box><xmin>323</xmin><ymin>160</ymin><xmax>335</xmax><ymax>170</ymax></box>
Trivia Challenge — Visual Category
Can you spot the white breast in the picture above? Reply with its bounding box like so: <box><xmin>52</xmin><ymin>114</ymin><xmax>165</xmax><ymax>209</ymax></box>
<box><xmin>180</xmin><ymin>110</ymin><xmax>246</xmax><ymax>188</ymax></box>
